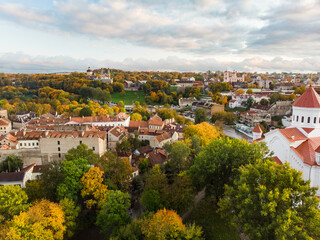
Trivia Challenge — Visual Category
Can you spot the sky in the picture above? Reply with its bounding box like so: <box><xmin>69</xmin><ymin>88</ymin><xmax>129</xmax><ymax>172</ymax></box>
<box><xmin>0</xmin><ymin>0</ymin><xmax>320</xmax><ymax>73</ymax></box>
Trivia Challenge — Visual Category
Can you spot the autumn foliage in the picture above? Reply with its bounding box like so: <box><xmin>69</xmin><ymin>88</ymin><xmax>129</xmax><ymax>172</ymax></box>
<box><xmin>4</xmin><ymin>199</ymin><xmax>66</xmax><ymax>240</ymax></box>
<box><xmin>184</xmin><ymin>122</ymin><xmax>221</xmax><ymax>146</ymax></box>
<box><xmin>141</xmin><ymin>209</ymin><xmax>186</xmax><ymax>239</ymax></box>
<box><xmin>80</xmin><ymin>167</ymin><xmax>108</xmax><ymax>209</ymax></box>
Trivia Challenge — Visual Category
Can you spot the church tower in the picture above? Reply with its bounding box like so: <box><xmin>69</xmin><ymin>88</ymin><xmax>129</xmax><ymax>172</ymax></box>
<box><xmin>290</xmin><ymin>86</ymin><xmax>320</xmax><ymax>136</ymax></box>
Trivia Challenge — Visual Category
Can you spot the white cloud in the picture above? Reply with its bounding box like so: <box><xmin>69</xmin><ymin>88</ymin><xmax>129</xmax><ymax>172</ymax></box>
<box><xmin>0</xmin><ymin>0</ymin><xmax>320</xmax><ymax>72</ymax></box>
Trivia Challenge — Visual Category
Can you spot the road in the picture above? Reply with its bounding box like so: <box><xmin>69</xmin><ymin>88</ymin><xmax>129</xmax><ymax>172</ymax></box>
<box><xmin>223</xmin><ymin>125</ymin><xmax>252</xmax><ymax>141</ymax></box>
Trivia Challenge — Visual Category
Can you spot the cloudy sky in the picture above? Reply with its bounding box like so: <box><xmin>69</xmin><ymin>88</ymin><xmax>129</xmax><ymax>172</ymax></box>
<box><xmin>0</xmin><ymin>0</ymin><xmax>320</xmax><ymax>73</ymax></box>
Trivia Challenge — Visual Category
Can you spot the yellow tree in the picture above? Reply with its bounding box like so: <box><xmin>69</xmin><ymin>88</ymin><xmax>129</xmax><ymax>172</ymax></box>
<box><xmin>141</xmin><ymin>209</ymin><xmax>186</xmax><ymax>239</ymax></box>
<box><xmin>4</xmin><ymin>199</ymin><xmax>66</xmax><ymax>240</ymax></box>
<box><xmin>184</xmin><ymin>122</ymin><xmax>221</xmax><ymax>146</ymax></box>
<box><xmin>221</xmin><ymin>96</ymin><xmax>228</xmax><ymax>105</ymax></box>
<box><xmin>234</xmin><ymin>89</ymin><xmax>245</xmax><ymax>95</ymax></box>
<box><xmin>80</xmin><ymin>167</ymin><xmax>108</xmax><ymax>209</ymax></box>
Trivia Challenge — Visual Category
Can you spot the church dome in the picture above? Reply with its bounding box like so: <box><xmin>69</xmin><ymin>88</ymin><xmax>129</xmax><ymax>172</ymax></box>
<box><xmin>293</xmin><ymin>87</ymin><xmax>320</xmax><ymax>108</ymax></box>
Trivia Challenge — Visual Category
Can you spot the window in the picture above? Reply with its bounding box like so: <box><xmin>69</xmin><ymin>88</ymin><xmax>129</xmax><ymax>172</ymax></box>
<box><xmin>315</xmin><ymin>117</ymin><xmax>317</xmax><ymax>124</ymax></box>
<box><xmin>92</xmin><ymin>147</ymin><xmax>95</xmax><ymax>151</ymax></box>
<box><xmin>58</xmin><ymin>147</ymin><xmax>61</xmax><ymax>151</ymax></box>
<box><xmin>20</xmin><ymin>143</ymin><xmax>22</xmax><ymax>146</ymax></box>
<box><xmin>58</xmin><ymin>153</ymin><xmax>61</xmax><ymax>158</ymax></box>
<box><xmin>57</xmin><ymin>141</ymin><xmax>60</xmax><ymax>145</ymax></box>
<box><xmin>308</xmin><ymin>117</ymin><xmax>310</xmax><ymax>123</ymax></box>
<box><xmin>24</xmin><ymin>143</ymin><xmax>26</xmax><ymax>146</ymax></box>
<box><xmin>302</xmin><ymin>116</ymin><xmax>304</xmax><ymax>123</ymax></box>
<box><xmin>28</xmin><ymin>143</ymin><xmax>30</xmax><ymax>146</ymax></box>
<box><xmin>32</xmin><ymin>143</ymin><xmax>34</xmax><ymax>146</ymax></box>
<box><xmin>36</xmin><ymin>142</ymin><xmax>39</xmax><ymax>146</ymax></box>
<box><xmin>297</xmin><ymin>116</ymin><xmax>299</xmax><ymax>122</ymax></box>
<box><xmin>80</xmin><ymin>141</ymin><xmax>82</xmax><ymax>144</ymax></box>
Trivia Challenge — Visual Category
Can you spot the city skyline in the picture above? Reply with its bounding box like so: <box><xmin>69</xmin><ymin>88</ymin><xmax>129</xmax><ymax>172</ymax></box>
<box><xmin>0</xmin><ymin>0</ymin><xmax>320</xmax><ymax>73</ymax></box>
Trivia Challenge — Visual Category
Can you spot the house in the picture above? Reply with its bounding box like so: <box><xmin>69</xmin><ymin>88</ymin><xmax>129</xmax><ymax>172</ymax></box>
<box><xmin>107</xmin><ymin>126</ymin><xmax>128</xmax><ymax>150</ymax></box>
<box><xmin>240</xmin><ymin>110</ymin><xmax>271</xmax><ymax>127</ymax></box>
<box><xmin>0</xmin><ymin>163</ymin><xmax>36</xmax><ymax>187</ymax></box>
<box><xmin>148</xmin><ymin>114</ymin><xmax>164</xmax><ymax>130</ymax></box>
<box><xmin>179</xmin><ymin>97</ymin><xmax>197</xmax><ymax>107</ymax></box>
<box><xmin>229</xmin><ymin>99</ymin><xmax>240</xmax><ymax>108</ymax></box>
<box><xmin>0</xmin><ymin>118</ymin><xmax>11</xmax><ymax>136</ymax></box>
<box><xmin>263</xmin><ymin>86</ymin><xmax>320</xmax><ymax>196</ymax></box>
<box><xmin>148</xmin><ymin>148</ymin><xmax>168</xmax><ymax>166</ymax></box>
<box><xmin>150</xmin><ymin>131</ymin><xmax>178</xmax><ymax>148</ymax></box>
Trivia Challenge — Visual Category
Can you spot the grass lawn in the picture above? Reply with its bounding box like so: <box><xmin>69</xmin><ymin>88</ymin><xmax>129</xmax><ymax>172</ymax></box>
<box><xmin>185</xmin><ymin>196</ymin><xmax>240</xmax><ymax>240</ymax></box>
<box><xmin>111</xmin><ymin>90</ymin><xmax>146</xmax><ymax>105</ymax></box>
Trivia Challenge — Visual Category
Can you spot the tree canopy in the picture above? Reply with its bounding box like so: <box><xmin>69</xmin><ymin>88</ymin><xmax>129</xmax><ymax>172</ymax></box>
<box><xmin>219</xmin><ymin>160</ymin><xmax>320</xmax><ymax>240</ymax></box>
<box><xmin>189</xmin><ymin>137</ymin><xmax>269</xmax><ymax>198</ymax></box>
<box><xmin>96</xmin><ymin>190</ymin><xmax>131</xmax><ymax>233</ymax></box>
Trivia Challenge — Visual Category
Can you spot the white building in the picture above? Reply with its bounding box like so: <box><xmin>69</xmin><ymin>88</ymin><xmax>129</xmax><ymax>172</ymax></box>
<box><xmin>224</xmin><ymin>70</ymin><xmax>245</xmax><ymax>83</ymax></box>
<box><xmin>264</xmin><ymin>86</ymin><xmax>320</xmax><ymax>195</ymax></box>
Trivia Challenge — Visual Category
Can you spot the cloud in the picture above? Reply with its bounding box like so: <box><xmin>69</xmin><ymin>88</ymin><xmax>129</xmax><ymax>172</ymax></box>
<box><xmin>0</xmin><ymin>52</ymin><xmax>319</xmax><ymax>73</ymax></box>
<box><xmin>0</xmin><ymin>0</ymin><xmax>320</xmax><ymax>69</ymax></box>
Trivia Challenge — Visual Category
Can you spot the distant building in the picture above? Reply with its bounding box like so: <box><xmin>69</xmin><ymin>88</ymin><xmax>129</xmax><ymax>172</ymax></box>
<box><xmin>94</xmin><ymin>68</ymin><xmax>113</xmax><ymax>83</ymax></box>
<box><xmin>224</xmin><ymin>70</ymin><xmax>245</xmax><ymax>83</ymax></box>
<box><xmin>86</xmin><ymin>67</ymin><xmax>94</xmax><ymax>76</ymax></box>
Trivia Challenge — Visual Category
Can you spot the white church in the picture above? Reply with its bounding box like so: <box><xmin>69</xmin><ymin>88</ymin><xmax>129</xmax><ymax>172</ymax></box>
<box><xmin>258</xmin><ymin>86</ymin><xmax>320</xmax><ymax>195</ymax></box>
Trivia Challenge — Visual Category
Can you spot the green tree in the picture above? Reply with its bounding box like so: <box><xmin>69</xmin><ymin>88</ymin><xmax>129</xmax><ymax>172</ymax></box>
<box><xmin>57</xmin><ymin>158</ymin><xmax>89</xmax><ymax>202</ymax></box>
<box><xmin>195</xmin><ymin>108</ymin><xmax>207</xmax><ymax>124</ymax></box>
<box><xmin>100</xmin><ymin>152</ymin><xmax>133</xmax><ymax>191</ymax></box>
<box><xmin>188</xmin><ymin>135</ymin><xmax>202</xmax><ymax>161</ymax></box>
<box><xmin>166</xmin><ymin>141</ymin><xmax>191</xmax><ymax>173</ymax></box>
<box><xmin>138</xmin><ymin>158</ymin><xmax>150</xmax><ymax>174</ymax></box>
<box><xmin>79</xmin><ymin>106</ymin><xmax>92</xmax><ymax>116</ymax></box>
<box><xmin>219</xmin><ymin>160</ymin><xmax>320</xmax><ymax>240</ymax></box>
<box><xmin>40</xmin><ymin>161</ymin><xmax>64</xmax><ymax>201</ymax></box>
<box><xmin>59</xmin><ymin>198</ymin><xmax>80</xmax><ymax>238</ymax></box>
<box><xmin>189</xmin><ymin>137</ymin><xmax>269</xmax><ymax>199</ymax></box>
<box><xmin>140</xmin><ymin>189</ymin><xmax>162</xmax><ymax>212</ymax></box>
<box><xmin>96</xmin><ymin>190</ymin><xmax>131</xmax><ymax>233</ymax></box>
<box><xmin>24</xmin><ymin>180</ymin><xmax>46</xmax><ymax>203</ymax></box>
<box><xmin>0</xmin><ymin>185</ymin><xmax>29</xmax><ymax>220</ymax></box>
<box><xmin>245</xmin><ymin>97</ymin><xmax>254</xmax><ymax>110</ymax></box>
<box><xmin>163</xmin><ymin>175</ymin><xmax>195</xmax><ymax>214</ymax></box>
<box><xmin>0</xmin><ymin>155</ymin><xmax>23</xmax><ymax>172</ymax></box>
<box><xmin>65</xmin><ymin>143</ymin><xmax>99</xmax><ymax>164</ymax></box>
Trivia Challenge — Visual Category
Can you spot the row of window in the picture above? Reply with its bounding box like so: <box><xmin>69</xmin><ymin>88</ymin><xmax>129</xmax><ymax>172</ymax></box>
<box><xmin>293</xmin><ymin>115</ymin><xmax>320</xmax><ymax>124</ymax></box>
<box><xmin>19</xmin><ymin>142</ymin><xmax>39</xmax><ymax>147</ymax></box>
<box><xmin>57</xmin><ymin>140</ymin><xmax>82</xmax><ymax>145</ymax></box>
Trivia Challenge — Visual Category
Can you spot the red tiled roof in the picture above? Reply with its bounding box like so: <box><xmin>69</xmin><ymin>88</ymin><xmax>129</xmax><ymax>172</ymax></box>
<box><xmin>273</xmin><ymin>156</ymin><xmax>283</xmax><ymax>165</ymax></box>
<box><xmin>302</xmin><ymin>128</ymin><xmax>315</xmax><ymax>134</ymax></box>
<box><xmin>0</xmin><ymin>118</ymin><xmax>10</xmax><ymax>126</ymax></box>
<box><xmin>278</xmin><ymin>128</ymin><xmax>308</xmax><ymax>142</ymax></box>
<box><xmin>109</xmin><ymin>126</ymin><xmax>127</xmax><ymax>137</ymax></box>
<box><xmin>253</xmin><ymin>124</ymin><xmax>262</xmax><ymax>133</ymax></box>
<box><xmin>154</xmin><ymin>132</ymin><xmax>171</xmax><ymax>143</ymax></box>
<box><xmin>290</xmin><ymin>137</ymin><xmax>320</xmax><ymax>166</ymax></box>
<box><xmin>292</xmin><ymin>87</ymin><xmax>320</xmax><ymax>108</ymax></box>
<box><xmin>129</xmin><ymin>121</ymin><xmax>149</xmax><ymax>128</ymax></box>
